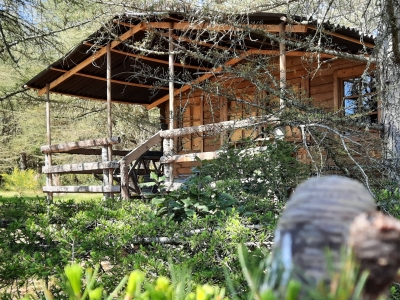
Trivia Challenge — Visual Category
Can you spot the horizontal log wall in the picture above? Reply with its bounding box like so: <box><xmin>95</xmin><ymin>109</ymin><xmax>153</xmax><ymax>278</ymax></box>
<box><xmin>166</xmin><ymin>56</ymin><xmax>373</xmax><ymax>179</ymax></box>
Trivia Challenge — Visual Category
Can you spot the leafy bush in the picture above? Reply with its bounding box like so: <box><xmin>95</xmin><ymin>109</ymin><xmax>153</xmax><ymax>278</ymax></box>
<box><xmin>200</xmin><ymin>140</ymin><xmax>307</xmax><ymax>202</ymax></box>
<box><xmin>1</xmin><ymin>168</ymin><xmax>42</xmax><ymax>193</ymax></box>
<box><xmin>0</xmin><ymin>195</ymin><xmax>272</xmax><ymax>298</ymax></box>
<box><xmin>147</xmin><ymin>171</ymin><xmax>237</xmax><ymax>221</ymax></box>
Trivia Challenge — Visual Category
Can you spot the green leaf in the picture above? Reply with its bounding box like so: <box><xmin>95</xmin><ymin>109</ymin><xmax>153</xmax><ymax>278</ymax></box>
<box><xmin>64</xmin><ymin>264</ymin><xmax>82</xmax><ymax>297</ymax></box>
<box><xmin>152</xmin><ymin>198</ymin><xmax>166</xmax><ymax>205</ymax></box>
<box><xmin>150</xmin><ymin>172</ymin><xmax>159</xmax><ymax>181</ymax></box>
<box><xmin>184</xmin><ymin>208</ymin><xmax>195</xmax><ymax>216</ymax></box>
<box><xmin>88</xmin><ymin>287</ymin><xmax>103</xmax><ymax>300</ymax></box>
<box><xmin>181</xmin><ymin>198</ymin><xmax>193</xmax><ymax>207</ymax></box>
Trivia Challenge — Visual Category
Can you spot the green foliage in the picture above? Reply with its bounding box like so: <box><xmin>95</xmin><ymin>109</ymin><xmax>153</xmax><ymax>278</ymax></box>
<box><xmin>1</xmin><ymin>168</ymin><xmax>42</xmax><ymax>193</ymax></box>
<box><xmin>375</xmin><ymin>187</ymin><xmax>400</xmax><ymax>219</ymax></box>
<box><xmin>200</xmin><ymin>140</ymin><xmax>306</xmax><ymax>202</ymax></box>
<box><xmin>147</xmin><ymin>170</ymin><xmax>237</xmax><ymax>221</ymax></box>
<box><xmin>0</xmin><ymin>194</ymin><xmax>271</xmax><ymax>298</ymax></box>
<box><xmin>21</xmin><ymin>263</ymin><xmax>227</xmax><ymax>300</ymax></box>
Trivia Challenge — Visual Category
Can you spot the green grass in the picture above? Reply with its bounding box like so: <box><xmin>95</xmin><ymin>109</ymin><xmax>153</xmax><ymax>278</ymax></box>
<box><xmin>0</xmin><ymin>189</ymin><xmax>104</xmax><ymax>201</ymax></box>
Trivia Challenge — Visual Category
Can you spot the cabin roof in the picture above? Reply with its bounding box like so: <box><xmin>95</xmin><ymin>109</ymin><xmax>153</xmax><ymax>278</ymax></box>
<box><xmin>25</xmin><ymin>12</ymin><xmax>375</xmax><ymax>107</ymax></box>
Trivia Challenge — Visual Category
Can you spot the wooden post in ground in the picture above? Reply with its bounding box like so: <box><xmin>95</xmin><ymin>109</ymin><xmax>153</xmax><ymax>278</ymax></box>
<box><xmin>106</xmin><ymin>43</ymin><xmax>114</xmax><ymax>198</ymax></box>
<box><xmin>45</xmin><ymin>84</ymin><xmax>53</xmax><ymax>201</ymax></box>
<box><xmin>166</xmin><ymin>23</ymin><xmax>175</xmax><ymax>184</ymax></box>
<box><xmin>120</xmin><ymin>160</ymin><xmax>130</xmax><ymax>200</ymax></box>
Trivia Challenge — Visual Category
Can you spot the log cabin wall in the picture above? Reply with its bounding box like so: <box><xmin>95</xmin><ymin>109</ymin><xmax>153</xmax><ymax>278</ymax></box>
<box><xmin>160</xmin><ymin>55</ymin><xmax>379</xmax><ymax>179</ymax></box>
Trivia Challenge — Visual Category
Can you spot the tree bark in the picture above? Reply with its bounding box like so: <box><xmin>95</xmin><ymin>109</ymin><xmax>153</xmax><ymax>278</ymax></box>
<box><xmin>379</xmin><ymin>0</ymin><xmax>400</xmax><ymax>180</ymax></box>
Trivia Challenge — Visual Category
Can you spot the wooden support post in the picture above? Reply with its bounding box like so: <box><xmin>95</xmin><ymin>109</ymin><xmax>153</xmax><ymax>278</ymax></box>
<box><xmin>333</xmin><ymin>70</ymin><xmax>339</xmax><ymax>111</ymax></box>
<box><xmin>102</xmin><ymin>147</ymin><xmax>109</xmax><ymax>198</ymax></box>
<box><xmin>120</xmin><ymin>160</ymin><xmax>130</xmax><ymax>200</ymax></box>
<box><xmin>279</xmin><ymin>22</ymin><xmax>286</xmax><ymax>110</ymax></box>
<box><xmin>45</xmin><ymin>84</ymin><xmax>53</xmax><ymax>201</ymax></box>
<box><xmin>220</xmin><ymin>97</ymin><xmax>228</xmax><ymax>146</ymax></box>
<box><xmin>168</xmin><ymin>23</ymin><xmax>175</xmax><ymax>184</ymax></box>
<box><xmin>106</xmin><ymin>43</ymin><xmax>114</xmax><ymax>198</ymax></box>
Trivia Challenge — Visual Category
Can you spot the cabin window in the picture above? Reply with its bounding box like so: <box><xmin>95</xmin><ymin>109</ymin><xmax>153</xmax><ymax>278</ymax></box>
<box><xmin>342</xmin><ymin>75</ymin><xmax>378</xmax><ymax>123</ymax></box>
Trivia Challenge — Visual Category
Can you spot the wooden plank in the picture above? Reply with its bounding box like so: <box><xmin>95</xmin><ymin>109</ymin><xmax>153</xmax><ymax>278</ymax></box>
<box><xmin>37</xmin><ymin>23</ymin><xmax>145</xmax><ymax>96</ymax></box>
<box><xmin>51</xmin><ymin>67</ymin><xmax>169</xmax><ymax>90</ymax></box>
<box><xmin>312</xmin><ymin>91</ymin><xmax>334</xmax><ymax>102</ymax></box>
<box><xmin>121</xmin><ymin>131</ymin><xmax>162</xmax><ymax>165</ymax></box>
<box><xmin>336</xmin><ymin>65</ymin><xmax>371</xmax><ymax>78</ymax></box>
<box><xmin>310</xmin><ymin>83</ymin><xmax>333</xmax><ymax>95</ymax></box>
<box><xmin>41</xmin><ymin>136</ymin><xmax>121</xmax><ymax>153</ymax></box>
<box><xmin>64</xmin><ymin>149</ymin><xmax>130</xmax><ymax>156</ymax></box>
<box><xmin>43</xmin><ymin>185</ymin><xmax>121</xmax><ymax>193</ymax></box>
<box><xmin>42</xmin><ymin>161</ymin><xmax>119</xmax><ymax>174</ymax></box>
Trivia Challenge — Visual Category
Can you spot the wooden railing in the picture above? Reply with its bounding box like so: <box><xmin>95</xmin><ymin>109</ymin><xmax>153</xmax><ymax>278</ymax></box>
<box><xmin>41</xmin><ymin>136</ymin><xmax>121</xmax><ymax>197</ymax></box>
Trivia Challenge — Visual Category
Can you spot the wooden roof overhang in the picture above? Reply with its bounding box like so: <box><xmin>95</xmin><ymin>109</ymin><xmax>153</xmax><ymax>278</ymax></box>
<box><xmin>24</xmin><ymin>12</ymin><xmax>375</xmax><ymax>109</ymax></box>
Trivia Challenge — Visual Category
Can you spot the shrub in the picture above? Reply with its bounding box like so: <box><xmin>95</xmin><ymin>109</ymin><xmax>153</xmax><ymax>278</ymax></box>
<box><xmin>1</xmin><ymin>168</ymin><xmax>42</xmax><ymax>193</ymax></box>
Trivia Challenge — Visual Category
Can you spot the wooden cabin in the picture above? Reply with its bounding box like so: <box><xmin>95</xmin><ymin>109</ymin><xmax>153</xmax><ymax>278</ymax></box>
<box><xmin>24</xmin><ymin>12</ymin><xmax>377</xmax><ymax>199</ymax></box>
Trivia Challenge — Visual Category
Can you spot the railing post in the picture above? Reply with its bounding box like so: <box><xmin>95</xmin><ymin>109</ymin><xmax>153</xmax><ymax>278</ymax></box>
<box><xmin>102</xmin><ymin>146</ymin><xmax>110</xmax><ymax>198</ymax></box>
<box><xmin>120</xmin><ymin>159</ymin><xmax>130</xmax><ymax>200</ymax></box>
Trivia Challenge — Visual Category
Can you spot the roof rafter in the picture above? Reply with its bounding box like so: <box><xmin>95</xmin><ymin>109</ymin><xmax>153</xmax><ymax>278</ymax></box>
<box><xmin>83</xmin><ymin>42</ymin><xmax>211</xmax><ymax>71</ymax></box>
<box><xmin>51</xmin><ymin>67</ymin><xmax>169</xmax><ymax>90</ymax></box>
<box><xmin>37</xmin><ymin>22</ymin><xmax>145</xmax><ymax>96</ymax></box>
<box><xmin>29</xmin><ymin>86</ymin><xmax>147</xmax><ymax>105</ymax></box>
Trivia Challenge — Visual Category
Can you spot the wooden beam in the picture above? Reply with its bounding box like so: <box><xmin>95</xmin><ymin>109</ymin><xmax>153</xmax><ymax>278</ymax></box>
<box><xmin>51</xmin><ymin>67</ymin><xmax>169</xmax><ymax>90</ymax></box>
<box><xmin>63</xmin><ymin>149</ymin><xmax>130</xmax><ymax>156</ymax></box>
<box><xmin>27</xmin><ymin>86</ymin><xmax>149</xmax><ymax>106</ymax></box>
<box><xmin>159</xmin><ymin>115</ymin><xmax>278</xmax><ymax>139</ymax></box>
<box><xmin>308</xmin><ymin>25</ymin><xmax>374</xmax><ymax>48</ymax></box>
<box><xmin>145</xmin><ymin>21</ymin><xmax>308</xmax><ymax>33</ymax></box>
<box><xmin>41</xmin><ymin>136</ymin><xmax>121</xmax><ymax>153</ymax></box>
<box><xmin>43</xmin><ymin>185</ymin><xmax>121</xmax><ymax>193</ymax></box>
<box><xmin>111</xmin><ymin>48</ymin><xmax>210</xmax><ymax>71</ymax></box>
<box><xmin>120</xmin><ymin>131</ymin><xmax>161</xmax><ymax>165</ymax></box>
<box><xmin>83</xmin><ymin>42</ymin><xmax>210</xmax><ymax>71</ymax></box>
<box><xmin>38</xmin><ymin>22</ymin><xmax>145</xmax><ymax>96</ymax></box>
<box><xmin>42</xmin><ymin>161</ymin><xmax>119</xmax><ymax>174</ymax></box>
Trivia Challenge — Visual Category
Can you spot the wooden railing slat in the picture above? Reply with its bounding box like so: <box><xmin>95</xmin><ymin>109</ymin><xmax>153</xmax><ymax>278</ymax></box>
<box><xmin>41</xmin><ymin>136</ymin><xmax>121</xmax><ymax>153</ymax></box>
<box><xmin>42</xmin><ymin>161</ymin><xmax>119</xmax><ymax>174</ymax></box>
<box><xmin>43</xmin><ymin>185</ymin><xmax>120</xmax><ymax>193</ymax></box>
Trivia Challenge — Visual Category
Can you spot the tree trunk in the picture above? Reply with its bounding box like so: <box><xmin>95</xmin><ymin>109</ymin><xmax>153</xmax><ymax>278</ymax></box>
<box><xmin>379</xmin><ymin>0</ymin><xmax>400</xmax><ymax>181</ymax></box>
<box><xmin>19</xmin><ymin>152</ymin><xmax>27</xmax><ymax>171</ymax></box>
